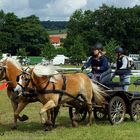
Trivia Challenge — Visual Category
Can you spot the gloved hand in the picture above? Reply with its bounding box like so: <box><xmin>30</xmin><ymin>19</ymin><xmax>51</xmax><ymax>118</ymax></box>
<box><xmin>81</xmin><ymin>66</ymin><xmax>86</xmax><ymax>71</ymax></box>
<box><xmin>92</xmin><ymin>66</ymin><xmax>99</xmax><ymax>70</ymax></box>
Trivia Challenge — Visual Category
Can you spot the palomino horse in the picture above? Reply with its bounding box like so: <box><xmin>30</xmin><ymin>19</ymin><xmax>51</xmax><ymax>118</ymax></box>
<box><xmin>15</xmin><ymin>65</ymin><xmax>106</xmax><ymax>129</ymax></box>
<box><xmin>0</xmin><ymin>57</ymin><xmax>39</xmax><ymax>129</ymax></box>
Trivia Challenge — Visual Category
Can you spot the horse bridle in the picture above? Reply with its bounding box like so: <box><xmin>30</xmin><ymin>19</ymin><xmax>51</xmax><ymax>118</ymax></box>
<box><xmin>16</xmin><ymin>69</ymin><xmax>52</xmax><ymax>93</ymax></box>
<box><xmin>0</xmin><ymin>64</ymin><xmax>6</xmax><ymax>81</ymax></box>
<box><xmin>16</xmin><ymin>71</ymin><xmax>32</xmax><ymax>90</ymax></box>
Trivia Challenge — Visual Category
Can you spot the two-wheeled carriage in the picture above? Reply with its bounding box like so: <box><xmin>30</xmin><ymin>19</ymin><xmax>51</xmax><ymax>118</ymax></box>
<box><xmin>69</xmin><ymin>78</ymin><xmax>140</xmax><ymax>125</ymax></box>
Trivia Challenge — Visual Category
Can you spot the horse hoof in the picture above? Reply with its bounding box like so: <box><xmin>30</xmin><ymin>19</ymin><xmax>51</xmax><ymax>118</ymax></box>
<box><xmin>87</xmin><ymin>123</ymin><xmax>92</xmax><ymax>127</ymax></box>
<box><xmin>44</xmin><ymin>126</ymin><xmax>52</xmax><ymax>131</ymax></box>
<box><xmin>72</xmin><ymin>121</ymin><xmax>78</xmax><ymax>127</ymax></box>
<box><xmin>19</xmin><ymin>115</ymin><xmax>29</xmax><ymax>122</ymax></box>
<box><xmin>53</xmin><ymin>124</ymin><xmax>58</xmax><ymax>128</ymax></box>
<box><xmin>11</xmin><ymin>126</ymin><xmax>17</xmax><ymax>130</ymax></box>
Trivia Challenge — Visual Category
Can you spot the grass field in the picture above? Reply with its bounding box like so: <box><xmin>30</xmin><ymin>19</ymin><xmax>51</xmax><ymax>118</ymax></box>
<box><xmin>0</xmin><ymin>78</ymin><xmax>140</xmax><ymax>140</ymax></box>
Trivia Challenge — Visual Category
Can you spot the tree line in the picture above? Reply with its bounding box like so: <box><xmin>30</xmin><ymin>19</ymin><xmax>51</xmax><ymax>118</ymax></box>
<box><xmin>64</xmin><ymin>4</ymin><xmax>140</xmax><ymax>63</ymax></box>
<box><xmin>41</xmin><ymin>21</ymin><xmax>67</xmax><ymax>30</ymax></box>
<box><xmin>0</xmin><ymin>10</ymin><xmax>49</xmax><ymax>56</ymax></box>
<box><xmin>0</xmin><ymin>4</ymin><xmax>140</xmax><ymax>63</ymax></box>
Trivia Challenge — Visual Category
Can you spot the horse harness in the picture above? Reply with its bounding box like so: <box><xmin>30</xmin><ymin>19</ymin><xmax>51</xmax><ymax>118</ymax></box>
<box><xmin>17</xmin><ymin>71</ymin><xmax>88</xmax><ymax>105</ymax></box>
<box><xmin>16</xmin><ymin>72</ymin><xmax>67</xmax><ymax>102</ymax></box>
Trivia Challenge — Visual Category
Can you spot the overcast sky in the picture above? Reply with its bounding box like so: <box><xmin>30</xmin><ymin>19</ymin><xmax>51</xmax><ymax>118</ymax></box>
<box><xmin>0</xmin><ymin>0</ymin><xmax>140</xmax><ymax>21</ymax></box>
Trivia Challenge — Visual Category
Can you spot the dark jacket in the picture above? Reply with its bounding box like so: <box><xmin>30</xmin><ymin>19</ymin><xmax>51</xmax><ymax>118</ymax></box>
<box><xmin>83</xmin><ymin>55</ymin><xmax>109</xmax><ymax>74</ymax></box>
<box><xmin>115</xmin><ymin>55</ymin><xmax>131</xmax><ymax>75</ymax></box>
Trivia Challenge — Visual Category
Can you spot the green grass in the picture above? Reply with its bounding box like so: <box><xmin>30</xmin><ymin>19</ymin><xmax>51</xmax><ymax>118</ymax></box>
<box><xmin>0</xmin><ymin>80</ymin><xmax>140</xmax><ymax>140</ymax></box>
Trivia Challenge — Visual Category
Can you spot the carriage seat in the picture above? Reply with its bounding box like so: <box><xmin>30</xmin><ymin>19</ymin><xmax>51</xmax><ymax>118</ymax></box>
<box><xmin>105</xmin><ymin>81</ymin><xmax>130</xmax><ymax>87</ymax></box>
<box><xmin>98</xmin><ymin>68</ymin><xmax>130</xmax><ymax>89</ymax></box>
<box><xmin>99</xmin><ymin>68</ymin><xmax>112</xmax><ymax>84</ymax></box>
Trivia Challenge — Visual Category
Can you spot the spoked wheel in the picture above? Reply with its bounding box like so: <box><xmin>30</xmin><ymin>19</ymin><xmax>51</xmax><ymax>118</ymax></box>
<box><xmin>130</xmin><ymin>100</ymin><xmax>140</xmax><ymax>122</ymax></box>
<box><xmin>94</xmin><ymin>108</ymin><xmax>107</xmax><ymax>120</ymax></box>
<box><xmin>108</xmin><ymin>96</ymin><xmax>126</xmax><ymax>125</ymax></box>
<box><xmin>69</xmin><ymin>107</ymin><xmax>87</xmax><ymax>122</ymax></box>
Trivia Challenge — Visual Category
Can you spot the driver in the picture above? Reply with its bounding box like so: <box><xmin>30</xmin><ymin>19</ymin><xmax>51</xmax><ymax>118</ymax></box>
<box><xmin>81</xmin><ymin>43</ymin><xmax>109</xmax><ymax>81</ymax></box>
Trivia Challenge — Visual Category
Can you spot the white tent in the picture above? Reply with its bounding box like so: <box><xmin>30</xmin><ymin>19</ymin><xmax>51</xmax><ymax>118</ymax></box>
<box><xmin>53</xmin><ymin>55</ymin><xmax>69</xmax><ymax>65</ymax></box>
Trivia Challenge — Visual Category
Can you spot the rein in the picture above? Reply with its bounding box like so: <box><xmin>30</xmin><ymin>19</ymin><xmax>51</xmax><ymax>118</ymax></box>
<box><xmin>21</xmin><ymin>87</ymin><xmax>88</xmax><ymax>105</ymax></box>
<box><xmin>18</xmin><ymin>78</ymin><xmax>89</xmax><ymax>105</ymax></box>
<box><xmin>16</xmin><ymin>70</ymin><xmax>90</xmax><ymax>105</ymax></box>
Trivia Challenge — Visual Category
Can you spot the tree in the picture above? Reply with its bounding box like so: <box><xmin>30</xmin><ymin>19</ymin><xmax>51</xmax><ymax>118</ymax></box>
<box><xmin>69</xmin><ymin>36</ymin><xmax>86</xmax><ymax>65</ymax></box>
<box><xmin>16</xmin><ymin>48</ymin><xmax>28</xmax><ymax>65</ymax></box>
<box><xmin>55</xmin><ymin>47</ymin><xmax>67</xmax><ymax>56</ymax></box>
<box><xmin>16</xmin><ymin>48</ymin><xmax>27</xmax><ymax>57</ymax></box>
<box><xmin>67</xmin><ymin>9</ymin><xmax>84</xmax><ymax>36</ymax></box>
<box><xmin>41</xmin><ymin>43</ymin><xmax>56</xmax><ymax>63</ymax></box>
<box><xmin>65</xmin><ymin>5</ymin><xmax>140</xmax><ymax>55</ymax></box>
<box><xmin>104</xmin><ymin>39</ymin><xmax>120</xmax><ymax>63</ymax></box>
<box><xmin>18</xmin><ymin>15</ymin><xmax>49</xmax><ymax>56</ymax></box>
<box><xmin>0</xmin><ymin>11</ymin><xmax>50</xmax><ymax>56</ymax></box>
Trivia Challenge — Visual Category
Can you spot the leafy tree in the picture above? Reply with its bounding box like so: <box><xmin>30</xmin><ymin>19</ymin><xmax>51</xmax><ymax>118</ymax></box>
<box><xmin>18</xmin><ymin>15</ymin><xmax>49</xmax><ymax>56</ymax></box>
<box><xmin>41</xmin><ymin>43</ymin><xmax>56</xmax><ymax>63</ymax></box>
<box><xmin>104</xmin><ymin>39</ymin><xmax>120</xmax><ymax>63</ymax></box>
<box><xmin>65</xmin><ymin>4</ymin><xmax>140</xmax><ymax>55</ymax></box>
<box><xmin>55</xmin><ymin>47</ymin><xmax>67</xmax><ymax>56</ymax></box>
<box><xmin>41</xmin><ymin>21</ymin><xmax>67</xmax><ymax>29</ymax></box>
<box><xmin>0</xmin><ymin>10</ymin><xmax>5</xmax><ymax>29</ymax></box>
<box><xmin>67</xmin><ymin>9</ymin><xmax>84</xmax><ymax>36</ymax></box>
<box><xmin>0</xmin><ymin>50</ymin><xmax>2</xmax><ymax>59</ymax></box>
<box><xmin>0</xmin><ymin>12</ymin><xmax>50</xmax><ymax>56</ymax></box>
<box><xmin>16</xmin><ymin>48</ymin><xmax>28</xmax><ymax>64</ymax></box>
<box><xmin>69</xmin><ymin>36</ymin><xmax>86</xmax><ymax>65</ymax></box>
<box><xmin>16</xmin><ymin>48</ymin><xmax>27</xmax><ymax>57</ymax></box>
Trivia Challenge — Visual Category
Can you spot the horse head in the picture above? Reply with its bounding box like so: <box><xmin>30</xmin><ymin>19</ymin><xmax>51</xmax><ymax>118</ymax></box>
<box><xmin>15</xmin><ymin>64</ymin><xmax>61</xmax><ymax>92</ymax></box>
<box><xmin>15</xmin><ymin>68</ymin><xmax>33</xmax><ymax>92</ymax></box>
<box><xmin>0</xmin><ymin>62</ymin><xmax>7</xmax><ymax>80</ymax></box>
<box><xmin>0</xmin><ymin>57</ymin><xmax>22</xmax><ymax>88</ymax></box>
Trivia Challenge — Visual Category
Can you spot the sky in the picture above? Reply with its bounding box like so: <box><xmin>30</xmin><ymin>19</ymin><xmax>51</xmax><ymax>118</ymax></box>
<box><xmin>0</xmin><ymin>0</ymin><xmax>140</xmax><ymax>21</ymax></box>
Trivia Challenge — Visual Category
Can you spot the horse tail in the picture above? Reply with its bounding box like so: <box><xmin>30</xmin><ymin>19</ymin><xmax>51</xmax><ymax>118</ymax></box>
<box><xmin>91</xmin><ymin>81</ymin><xmax>107</xmax><ymax>105</ymax></box>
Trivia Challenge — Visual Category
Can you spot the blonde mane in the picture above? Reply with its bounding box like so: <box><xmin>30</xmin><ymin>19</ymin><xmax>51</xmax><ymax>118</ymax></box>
<box><xmin>33</xmin><ymin>64</ymin><xmax>61</xmax><ymax>83</ymax></box>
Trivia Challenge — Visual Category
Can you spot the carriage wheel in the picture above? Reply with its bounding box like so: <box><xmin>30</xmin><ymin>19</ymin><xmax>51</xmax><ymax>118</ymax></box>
<box><xmin>94</xmin><ymin>108</ymin><xmax>107</xmax><ymax>120</ymax></box>
<box><xmin>108</xmin><ymin>96</ymin><xmax>126</xmax><ymax>125</ymax></box>
<box><xmin>130</xmin><ymin>100</ymin><xmax>140</xmax><ymax>122</ymax></box>
<box><xmin>69</xmin><ymin>107</ymin><xmax>87</xmax><ymax>122</ymax></box>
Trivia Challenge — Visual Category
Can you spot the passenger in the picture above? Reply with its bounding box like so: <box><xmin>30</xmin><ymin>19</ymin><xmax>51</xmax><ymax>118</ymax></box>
<box><xmin>112</xmin><ymin>47</ymin><xmax>131</xmax><ymax>91</ymax></box>
<box><xmin>81</xmin><ymin>43</ymin><xmax>110</xmax><ymax>82</ymax></box>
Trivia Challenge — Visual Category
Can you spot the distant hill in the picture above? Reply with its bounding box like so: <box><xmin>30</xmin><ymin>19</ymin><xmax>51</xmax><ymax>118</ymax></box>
<box><xmin>41</xmin><ymin>21</ymin><xmax>68</xmax><ymax>30</ymax></box>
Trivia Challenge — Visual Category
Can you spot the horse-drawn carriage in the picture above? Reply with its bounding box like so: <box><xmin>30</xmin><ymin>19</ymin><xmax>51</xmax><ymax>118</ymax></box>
<box><xmin>69</xmin><ymin>74</ymin><xmax>140</xmax><ymax>125</ymax></box>
<box><xmin>0</xmin><ymin>57</ymin><xmax>140</xmax><ymax>131</ymax></box>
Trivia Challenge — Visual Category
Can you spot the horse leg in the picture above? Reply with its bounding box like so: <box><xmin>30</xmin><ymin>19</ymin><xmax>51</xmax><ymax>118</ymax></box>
<box><xmin>8</xmin><ymin>89</ymin><xmax>28</xmax><ymax>122</ymax></box>
<box><xmin>47</xmin><ymin>109</ymin><xmax>51</xmax><ymax>121</ymax></box>
<box><xmin>12</xmin><ymin>102</ymin><xmax>28</xmax><ymax>129</ymax></box>
<box><xmin>39</xmin><ymin>100</ymin><xmax>56</xmax><ymax>131</ymax></box>
<box><xmin>46</xmin><ymin>109</ymin><xmax>54</xmax><ymax>130</ymax></box>
<box><xmin>51</xmin><ymin>106</ymin><xmax>60</xmax><ymax>127</ymax></box>
<box><xmin>10</xmin><ymin>100</ymin><xmax>20</xmax><ymax>128</ymax></box>
<box><xmin>87</xmin><ymin>100</ymin><xmax>93</xmax><ymax>126</ymax></box>
<box><xmin>46</xmin><ymin>107</ymin><xmax>59</xmax><ymax>129</ymax></box>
